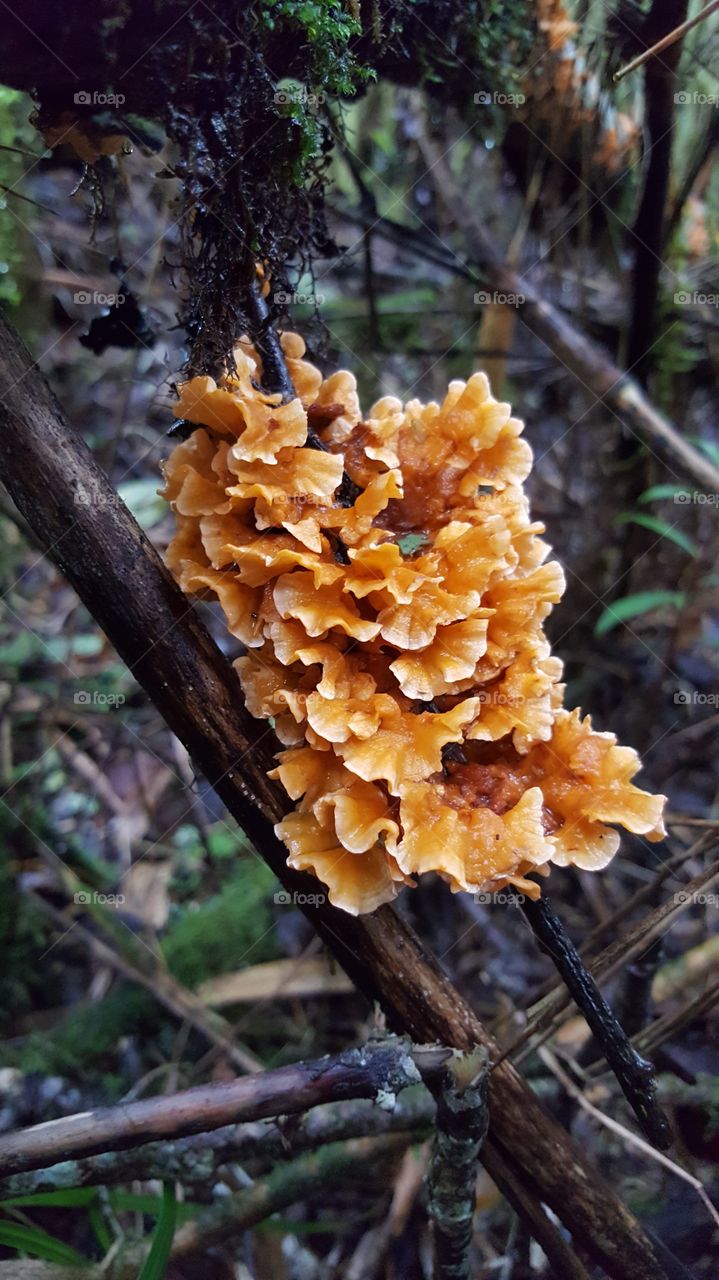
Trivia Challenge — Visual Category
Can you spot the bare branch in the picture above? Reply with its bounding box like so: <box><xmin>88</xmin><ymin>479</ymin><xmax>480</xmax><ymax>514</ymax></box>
<box><xmin>0</xmin><ymin>1038</ymin><xmax>440</xmax><ymax>1181</ymax></box>
<box><xmin>0</xmin><ymin>1096</ymin><xmax>435</xmax><ymax>1198</ymax></box>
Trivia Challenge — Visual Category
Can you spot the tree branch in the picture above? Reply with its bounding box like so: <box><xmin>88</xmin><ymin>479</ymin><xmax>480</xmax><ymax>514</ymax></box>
<box><xmin>520</xmin><ymin>895</ymin><xmax>670</xmax><ymax>1149</ymax></box>
<box><xmin>172</xmin><ymin>1133</ymin><xmax>410</xmax><ymax>1257</ymax></box>
<box><xmin>428</xmin><ymin>1046</ymin><xmax>489</xmax><ymax>1280</ymax></box>
<box><xmin>0</xmin><ymin>1095</ymin><xmax>435</xmax><ymax>1198</ymax></box>
<box><xmin>0</xmin><ymin>1038</ymin><xmax>440</xmax><ymax>1180</ymax></box>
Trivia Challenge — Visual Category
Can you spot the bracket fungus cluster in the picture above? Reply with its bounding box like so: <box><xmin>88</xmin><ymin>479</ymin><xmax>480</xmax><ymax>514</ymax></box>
<box><xmin>162</xmin><ymin>333</ymin><xmax>666</xmax><ymax>915</ymax></box>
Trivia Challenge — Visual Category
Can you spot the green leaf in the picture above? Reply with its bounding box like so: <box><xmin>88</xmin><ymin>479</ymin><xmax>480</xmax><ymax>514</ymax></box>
<box><xmin>109</xmin><ymin>1190</ymin><xmax>199</xmax><ymax>1223</ymax></box>
<box><xmin>0</xmin><ymin>1188</ymin><xmax>97</xmax><ymax>1208</ymax></box>
<box><xmin>614</xmin><ymin>513</ymin><xmax>698</xmax><ymax>557</ymax></box>
<box><xmin>88</xmin><ymin>1202</ymin><xmax>113</xmax><ymax>1253</ymax></box>
<box><xmin>595</xmin><ymin>591</ymin><xmax>685</xmax><ymax>637</ymax></box>
<box><xmin>637</xmin><ymin>484</ymin><xmax>690</xmax><ymax>504</ymax></box>
<box><xmin>138</xmin><ymin>1182</ymin><xmax>177</xmax><ymax>1280</ymax></box>
<box><xmin>0</xmin><ymin>632</ymin><xmax>69</xmax><ymax>666</ymax></box>
<box><xmin>397</xmin><ymin>532</ymin><xmax>430</xmax><ymax>556</ymax></box>
<box><xmin>0</xmin><ymin>1220</ymin><xmax>91</xmax><ymax>1266</ymax></box>
<box><xmin>370</xmin><ymin>127</ymin><xmax>394</xmax><ymax>156</ymax></box>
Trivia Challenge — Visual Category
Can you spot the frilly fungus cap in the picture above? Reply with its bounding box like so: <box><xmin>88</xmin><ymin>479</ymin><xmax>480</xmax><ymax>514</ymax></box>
<box><xmin>162</xmin><ymin>333</ymin><xmax>666</xmax><ymax>915</ymax></box>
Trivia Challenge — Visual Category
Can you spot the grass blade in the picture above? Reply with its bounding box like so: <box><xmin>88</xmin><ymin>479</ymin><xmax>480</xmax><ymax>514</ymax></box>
<box><xmin>595</xmin><ymin>590</ymin><xmax>685</xmax><ymax>636</ymax></box>
<box><xmin>614</xmin><ymin>513</ymin><xmax>698</xmax><ymax>557</ymax></box>
<box><xmin>138</xmin><ymin>1182</ymin><xmax>177</xmax><ymax>1280</ymax></box>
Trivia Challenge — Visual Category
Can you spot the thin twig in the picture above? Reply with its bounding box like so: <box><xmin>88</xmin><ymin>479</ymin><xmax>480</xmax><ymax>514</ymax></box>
<box><xmin>539</xmin><ymin>1048</ymin><xmax>719</xmax><ymax>1233</ymax></box>
<box><xmin>501</xmin><ymin>855</ymin><xmax>719</xmax><ymax>1065</ymax></box>
<box><xmin>635</xmin><ymin>975</ymin><xmax>719</xmax><ymax>1057</ymax></box>
<box><xmin>0</xmin><ymin>1095</ymin><xmax>436</xmax><ymax>1199</ymax></box>
<box><xmin>336</xmin><ymin>185</ymin><xmax>719</xmax><ymax>491</ymax></box>
<box><xmin>29</xmin><ymin>892</ymin><xmax>263</xmax><ymax>1076</ymax></box>
<box><xmin>0</xmin><ymin>1038</ymin><xmax>448</xmax><ymax>1182</ymax></box>
<box><xmin>171</xmin><ymin>1133</ymin><xmax>409</xmax><ymax>1257</ymax></box>
<box><xmin>243</xmin><ymin>277</ymin><xmax>296</xmax><ymax>402</ymax></box>
<box><xmin>519</xmin><ymin>895</ymin><xmax>671</xmax><ymax>1149</ymax></box>
<box><xmin>614</xmin><ymin>1</ymin><xmax>719</xmax><ymax>81</ymax></box>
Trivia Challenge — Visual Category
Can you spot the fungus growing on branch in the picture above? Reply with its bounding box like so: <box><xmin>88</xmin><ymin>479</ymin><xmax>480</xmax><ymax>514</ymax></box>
<box><xmin>162</xmin><ymin>333</ymin><xmax>666</xmax><ymax>914</ymax></box>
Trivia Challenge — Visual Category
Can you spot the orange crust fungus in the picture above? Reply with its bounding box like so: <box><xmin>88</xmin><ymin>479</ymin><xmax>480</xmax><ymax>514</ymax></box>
<box><xmin>162</xmin><ymin>333</ymin><xmax>666</xmax><ymax>915</ymax></box>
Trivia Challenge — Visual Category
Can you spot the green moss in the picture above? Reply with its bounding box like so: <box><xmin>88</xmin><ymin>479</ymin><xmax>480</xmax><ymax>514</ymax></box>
<box><xmin>162</xmin><ymin>858</ymin><xmax>278</xmax><ymax>988</ymax></box>
<box><xmin>9</xmin><ymin>859</ymin><xmax>280</xmax><ymax>1083</ymax></box>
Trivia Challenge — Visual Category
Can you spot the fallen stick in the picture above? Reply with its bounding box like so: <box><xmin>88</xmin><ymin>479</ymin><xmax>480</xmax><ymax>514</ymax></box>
<box><xmin>0</xmin><ymin>1095</ymin><xmax>435</xmax><ymax>1198</ymax></box>
<box><xmin>170</xmin><ymin>1133</ymin><xmax>410</xmax><ymax>1257</ymax></box>
<box><xmin>0</xmin><ymin>1038</ymin><xmax>438</xmax><ymax>1181</ymax></box>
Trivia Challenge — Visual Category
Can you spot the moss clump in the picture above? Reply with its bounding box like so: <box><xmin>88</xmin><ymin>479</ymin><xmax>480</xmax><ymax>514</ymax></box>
<box><xmin>9</xmin><ymin>860</ymin><xmax>280</xmax><ymax>1085</ymax></box>
<box><xmin>162</xmin><ymin>858</ymin><xmax>279</xmax><ymax>988</ymax></box>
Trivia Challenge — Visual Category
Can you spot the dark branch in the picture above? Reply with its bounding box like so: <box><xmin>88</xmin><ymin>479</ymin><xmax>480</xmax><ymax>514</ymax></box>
<box><xmin>0</xmin><ymin>1038</ymin><xmax>443</xmax><ymax>1182</ymax></box>
<box><xmin>0</xmin><ymin>1095</ymin><xmax>435</xmax><ymax>1198</ymax></box>
<box><xmin>520</xmin><ymin>894</ymin><xmax>671</xmax><ymax>1149</ymax></box>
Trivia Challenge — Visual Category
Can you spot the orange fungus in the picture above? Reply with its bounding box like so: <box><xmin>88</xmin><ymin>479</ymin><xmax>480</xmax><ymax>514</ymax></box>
<box><xmin>162</xmin><ymin>333</ymin><xmax>666</xmax><ymax>914</ymax></box>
